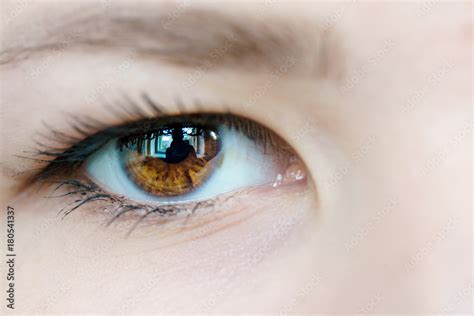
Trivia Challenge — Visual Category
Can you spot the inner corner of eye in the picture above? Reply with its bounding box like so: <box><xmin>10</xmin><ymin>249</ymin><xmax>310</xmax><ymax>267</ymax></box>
<box><xmin>84</xmin><ymin>117</ymin><xmax>307</xmax><ymax>204</ymax></box>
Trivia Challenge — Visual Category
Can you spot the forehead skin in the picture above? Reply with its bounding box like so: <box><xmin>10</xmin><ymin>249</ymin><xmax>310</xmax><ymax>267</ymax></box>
<box><xmin>0</xmin><ymin>0</ymin><xmax>472</xmax><ymax>313</ymax></box>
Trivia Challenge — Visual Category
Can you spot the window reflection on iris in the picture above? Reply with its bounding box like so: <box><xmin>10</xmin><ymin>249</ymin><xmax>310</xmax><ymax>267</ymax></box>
<box><xmin>118</xmin><ymin>126</ymin><xmax>221</xmax><ymax>196</ymax></box>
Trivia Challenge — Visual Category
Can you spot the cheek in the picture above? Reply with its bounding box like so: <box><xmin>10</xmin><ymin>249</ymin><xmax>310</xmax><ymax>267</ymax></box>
<box><xmin>11</xmin><ymin>180</ymin><xmax>317</xmax><ymax>312</ymax></box>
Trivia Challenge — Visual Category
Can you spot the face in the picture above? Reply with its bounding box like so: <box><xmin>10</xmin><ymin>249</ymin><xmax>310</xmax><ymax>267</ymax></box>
<box><xmin>1</xmin><ymin>0</ymin><xmax>471</xmax><ymax>313</ymax></box>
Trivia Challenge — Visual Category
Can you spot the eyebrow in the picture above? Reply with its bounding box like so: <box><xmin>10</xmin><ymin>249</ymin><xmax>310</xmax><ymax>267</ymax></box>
<box><xmin>0</xmin><ymin>6</ymin><xmax>344</xmax><ymax>79</ymax></box>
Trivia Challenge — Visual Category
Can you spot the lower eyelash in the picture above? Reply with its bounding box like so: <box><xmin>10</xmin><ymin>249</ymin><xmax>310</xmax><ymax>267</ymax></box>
<box><xmin>48</xmin><ymin>178</ymin><xmax>246</xmax><ymax>234</ymax></box>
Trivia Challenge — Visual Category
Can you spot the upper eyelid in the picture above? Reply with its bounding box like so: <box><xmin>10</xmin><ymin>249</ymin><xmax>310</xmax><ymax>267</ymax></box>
<box><xmin>28</xmin><ymin>96</ymin><xmax>290</xmax><ymax>182</ymax></box>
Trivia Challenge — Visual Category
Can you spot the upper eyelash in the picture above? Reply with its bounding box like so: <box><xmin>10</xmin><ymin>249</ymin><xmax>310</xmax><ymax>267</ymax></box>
<box><xmin>26</xmin><ymin>94</ymin><xmax>288</xmax><ymax>182</ymax></box>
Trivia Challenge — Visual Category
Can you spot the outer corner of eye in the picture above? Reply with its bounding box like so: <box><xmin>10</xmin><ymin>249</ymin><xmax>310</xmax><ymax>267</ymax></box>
<box><xmin>84</xmin><ymin>116</ymin><xmax>308</xmax><ymax>207</ymax></box>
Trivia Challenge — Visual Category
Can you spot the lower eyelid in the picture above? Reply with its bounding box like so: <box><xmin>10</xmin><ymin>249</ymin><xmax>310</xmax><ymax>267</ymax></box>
<box><xmin>47</xmin><ymin>173</ymin><xmax>308</xmax><ymax>242</ymax></box>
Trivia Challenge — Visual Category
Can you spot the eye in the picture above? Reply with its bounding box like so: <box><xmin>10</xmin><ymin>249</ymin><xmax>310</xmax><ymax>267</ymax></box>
<box><xmin>85</xmin><ymin>116</ymin><xmax>303</xmax><ymax>204</ymax></box>
<box><xmin>31</xmin><ymin>103</ymin><xmax>308</xmax><ymax>224</ymax></box>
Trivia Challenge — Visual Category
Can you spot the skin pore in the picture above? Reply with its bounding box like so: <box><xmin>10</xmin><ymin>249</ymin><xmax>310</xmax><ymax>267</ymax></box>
<box><xmin>0</xmin><ymin>0</ymin><xmax>471</xmax><ymax>313</ymax></box>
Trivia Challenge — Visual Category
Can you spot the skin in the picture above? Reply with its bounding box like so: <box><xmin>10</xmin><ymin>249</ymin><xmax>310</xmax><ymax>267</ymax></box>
<box><xmin>0</xmin><ymin>0</ymin><xmax>472</xmax><ymax>313</ymax></box>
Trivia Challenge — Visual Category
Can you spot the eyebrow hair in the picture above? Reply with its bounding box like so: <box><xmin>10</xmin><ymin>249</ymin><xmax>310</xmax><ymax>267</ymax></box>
<box><xmin>0</xmin><ymin>6</ymin><xmax>345</xmax><ymax>79</ymax></box>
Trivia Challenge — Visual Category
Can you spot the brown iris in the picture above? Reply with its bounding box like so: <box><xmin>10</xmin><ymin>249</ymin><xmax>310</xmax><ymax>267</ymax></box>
<box><xmin>119</xmin><ymin>126</ymin><xmax>221</xmax><ymax>196</ymax></box>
